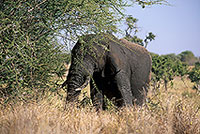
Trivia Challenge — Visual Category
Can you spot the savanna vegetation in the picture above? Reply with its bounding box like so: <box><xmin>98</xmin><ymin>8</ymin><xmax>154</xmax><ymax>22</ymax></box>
<box><xmin>0</xmin><ymin>0</ymin><xmax>200</xmax><ymax>134</ymax></box>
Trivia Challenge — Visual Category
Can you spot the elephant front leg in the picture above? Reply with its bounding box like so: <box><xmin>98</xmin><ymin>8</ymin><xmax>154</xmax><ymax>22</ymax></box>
<box><xmin>90</xmin><ymin>87</ymin><xmax>103</xmax><ymax>110</ymax></box>
<box><xmin>115</xmin><ymin>71</ymin><xmax>133</xmax><ymax>107</ymax></box>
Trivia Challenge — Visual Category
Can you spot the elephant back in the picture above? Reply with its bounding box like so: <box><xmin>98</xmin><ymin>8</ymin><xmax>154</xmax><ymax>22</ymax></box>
<box><xmin>119</xmin><ymin>38</ymin><xmax>150</xmax><ymax>57</ymax></box>
<box><xmin>119</xmin><ymin>38</ymin><xmax>152</xmax><ymax>84</ymax></box>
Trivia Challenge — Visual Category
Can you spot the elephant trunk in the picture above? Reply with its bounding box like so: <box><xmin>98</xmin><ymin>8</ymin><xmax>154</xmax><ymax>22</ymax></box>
<box><xmin>66</xmin><ymin>76</ymin><xmax>90</xmax><ymax>103</ymax></box>
<box><xmin>64</xmin><ymin>63</ymin><xmax>93</xmax><ymax>102</ymax></box>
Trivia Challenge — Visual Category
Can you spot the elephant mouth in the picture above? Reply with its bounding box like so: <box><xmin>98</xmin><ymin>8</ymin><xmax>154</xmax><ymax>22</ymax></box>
<box><xmin>75</xmin><ymin>77</ymin><xmax>90</xmax><ymax>91</ymax></box>
<box><xmin>66</xmin><ymin>77</ymin><xmax>90</xmax><ymax>102</ymax></box>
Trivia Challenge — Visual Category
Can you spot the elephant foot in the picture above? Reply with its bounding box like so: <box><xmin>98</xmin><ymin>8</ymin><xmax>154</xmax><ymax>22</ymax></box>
<box><xmin>92</xmin><ymin>92</ymin><xmax>104</xmax><ymax>110</ymax></box>
<box><xmin>133</xmin><ymin>87</ymin><xmax>148</xmax><ymax>106</ymax></box>
<box><xmin>66</xmin><ymin>91</ymin><xmax>81</xmax><ymax>103</ymax></box>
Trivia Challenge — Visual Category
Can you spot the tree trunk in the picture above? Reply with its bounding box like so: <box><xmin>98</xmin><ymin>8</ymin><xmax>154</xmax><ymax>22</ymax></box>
<box><xmin>164</xmin><ymin>80</ymin><xmax>168</xmax><ymax>91</ymax></box>
<box><xmin>197</xmin><ymin>82</ymin><xmax>200</xmax><ymax>92</ymax></box>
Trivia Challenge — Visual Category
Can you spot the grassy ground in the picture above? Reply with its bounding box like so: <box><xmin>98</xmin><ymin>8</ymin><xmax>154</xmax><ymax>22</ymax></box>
<box><xmin>0</xmin><ymin>77</ymin><xmax>200</xmax><ymax>134</ymax></box>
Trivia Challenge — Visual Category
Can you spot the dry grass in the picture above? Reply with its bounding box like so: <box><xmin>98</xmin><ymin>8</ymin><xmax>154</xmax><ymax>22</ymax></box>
<box><xmin>0</xmin><ymin>77</ymin><xmax>200</xmax><ymax>134</ymax></box>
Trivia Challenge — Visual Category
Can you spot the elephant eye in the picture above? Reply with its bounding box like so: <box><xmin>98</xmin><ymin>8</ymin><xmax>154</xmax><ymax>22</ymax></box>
<box><xmin>83</xmin><ymin>75</ymin><xmax>87</xmax><ymax>82</ymax></box>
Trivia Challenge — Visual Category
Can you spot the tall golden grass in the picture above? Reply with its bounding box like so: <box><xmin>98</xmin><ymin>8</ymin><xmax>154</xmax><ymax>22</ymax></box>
<box><xmin>0</xmin><ymin>77</ymin><xmax>200</xmax><ymax>134</ymax></box>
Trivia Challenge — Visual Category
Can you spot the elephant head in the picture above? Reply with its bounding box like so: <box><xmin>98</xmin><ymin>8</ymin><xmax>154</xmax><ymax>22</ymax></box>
<box><xmin>62</xmin><ymin>34</ymin><xmax>109</xmax><ymax>102</ymax></box>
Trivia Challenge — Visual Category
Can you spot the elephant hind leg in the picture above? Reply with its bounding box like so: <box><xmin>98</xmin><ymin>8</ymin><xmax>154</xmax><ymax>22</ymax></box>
<box><xmin>115</xmin><ymin>71</ymin><xmax>134</xmax><ymax>107</ymax></box>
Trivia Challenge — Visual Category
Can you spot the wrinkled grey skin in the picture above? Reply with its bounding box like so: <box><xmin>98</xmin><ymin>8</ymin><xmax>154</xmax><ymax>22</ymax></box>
<box><xmin>62</xmin><ymin>34</ymin><xmax>152</xmax><ymax>108</ymax></box>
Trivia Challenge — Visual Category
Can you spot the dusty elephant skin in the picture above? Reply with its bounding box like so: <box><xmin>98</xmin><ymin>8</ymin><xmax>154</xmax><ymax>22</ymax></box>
<box><xmin>62</xmin><ymin>33</ymin><xmax>152</xmax><ymax>109</ymax></box>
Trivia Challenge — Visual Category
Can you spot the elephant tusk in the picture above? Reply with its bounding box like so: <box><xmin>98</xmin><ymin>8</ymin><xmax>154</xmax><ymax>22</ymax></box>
<box><xmin>75</xmin><ymin>88</ymin><xmax>82</xmax><ymax>91</ymax></box>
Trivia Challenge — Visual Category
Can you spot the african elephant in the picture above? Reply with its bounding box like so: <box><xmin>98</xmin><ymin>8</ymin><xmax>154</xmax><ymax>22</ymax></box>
<box><xmin>62</xmin><ymin>33</ymin><xmax>152</xmax><ymax>108</ymax></box>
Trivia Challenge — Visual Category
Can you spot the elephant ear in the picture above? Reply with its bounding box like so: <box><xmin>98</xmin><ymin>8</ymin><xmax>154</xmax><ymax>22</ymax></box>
<box><xmin>101</xmin><ymin>52</ymin><xmax>121</xmax><ymax>78</ymax></box>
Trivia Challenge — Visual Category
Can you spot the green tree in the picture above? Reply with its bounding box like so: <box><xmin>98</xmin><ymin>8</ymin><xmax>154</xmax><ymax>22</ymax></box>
<box><xmin>151</xmin><ymin>55</ymin><xmax>174</xmax><ymax>91</ymax></box>
<box><xmin>178</xmin><ymin>51</ymin><xmax>198</xmax><ymax>65</ymax></box>
<box><xmin>124</xmin><ymin>16</ymin><xmax>156</xmax><ymax>48</ymax></box>
<box><xmin>188</xmin><ymin>62</ymin><xmax>200</xmax><ymax>91</ymax></box>
<box><xmin>151</xmin><ymin>54</ymin><xmax>188</xmax><ymax>91</ymax></box>
<box><xmin>0</xmin><ymin>0</ymin><xmax>120</xmax><ymax>103</ymax></box>
<box><xmin>164</xmin><ymin>53</ymin><xmax>179</xmax><ymax>61</ymax></box>
<box><xmin>0</xmin><ymin>0</ymin><xmax>168</xmax><ymax>103</ymax></box>
<box><xmin>123</xmin><ymin>0</ymin><xmax>168</xmax><ymax>47</ymax></box>
<box><xmin>134</xmin><ymin>0</ymin><xmax>169</xmax><ymax>8</ymax></box>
